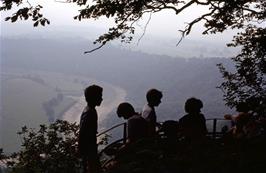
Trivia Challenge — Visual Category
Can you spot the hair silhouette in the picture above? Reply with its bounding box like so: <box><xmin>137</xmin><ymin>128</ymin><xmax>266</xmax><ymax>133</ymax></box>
<box><xmin>146</xmin><ymin>89</ymin><xmax>163</xmax><ymax>106</ymax></box>
<box><xmin>84</xmin><ymin>85</ymin><xmax>103</xmax><ymax>106</ymax></box>
<box><xmin>184</xmin><ymin>97</ymin><xmax>203</xmax><ymax>114</ymax></box>
<box><xmin>117</xmin><ymin>102</ymin><xmax>136</xmax><ymax>119</ymax></box>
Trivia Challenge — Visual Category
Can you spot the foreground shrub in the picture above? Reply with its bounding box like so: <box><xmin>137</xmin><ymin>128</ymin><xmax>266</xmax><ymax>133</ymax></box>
<box><xmin>7</xmin><ymin>120</ymin><xmax>80</xmax><ymax>173</ymax></box>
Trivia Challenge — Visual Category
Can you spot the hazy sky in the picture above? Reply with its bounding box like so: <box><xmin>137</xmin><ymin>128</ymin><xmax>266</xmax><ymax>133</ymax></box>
<box><xmin>1</xmin><ymin>0</ymin><xmax>240</xmax><ymax>57</ymax></box>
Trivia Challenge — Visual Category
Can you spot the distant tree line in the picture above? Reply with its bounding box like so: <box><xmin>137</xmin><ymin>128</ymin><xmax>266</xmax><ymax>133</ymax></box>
<box><xmin>42</xmin><ymin>92</ymin><xmax>64</xmax><ymax>122</ymax></box>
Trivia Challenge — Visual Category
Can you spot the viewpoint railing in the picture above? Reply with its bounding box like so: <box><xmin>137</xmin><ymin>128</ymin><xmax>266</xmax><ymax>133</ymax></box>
<box><xmin>97</xmin><ymin>118</ymin><xmax>233</xmax><ymax>150</ymax></box>
<box><xmin>97</xmin><ymin>122</ymin><xmax>127</xmax><ymax>144</ymax></box>
<box><xmin>206</xmin><ymin>118</ymin><xmax>232</xmax><ymax>138</ymax></box>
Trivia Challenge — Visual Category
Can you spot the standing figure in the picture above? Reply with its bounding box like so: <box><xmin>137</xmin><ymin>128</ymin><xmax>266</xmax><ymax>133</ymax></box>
<box><xmin>179</xmin><ymin>97</ymin><xmax>207</xmax><ymax>142</ymax></box>
<box><xmin>78</xmin><ymin>85</ymin><xmax>103</xmax><ymax>173</ymax></box>
<box><xmin>117</xmin><ymin>102</ymin><xmax>148</xmax><ymax>143</ymax></box>
<box><xmin>142</xmin><ymin>89</ymin><xmax>163</xmax><ymax>136</ymax></box>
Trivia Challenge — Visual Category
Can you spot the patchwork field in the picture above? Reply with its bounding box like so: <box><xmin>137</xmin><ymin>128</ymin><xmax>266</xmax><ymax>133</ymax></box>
<box><xmin>1</xmin><ymin>68</ymin><xmax>125</xmax><ymax>154</ymax></box>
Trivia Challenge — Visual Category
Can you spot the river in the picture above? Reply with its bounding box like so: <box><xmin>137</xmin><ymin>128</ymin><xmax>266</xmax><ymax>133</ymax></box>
<box><xmin>62</xmin><ymin>84</ymin><xmax>127</xmax><ymax>131</ymax></box>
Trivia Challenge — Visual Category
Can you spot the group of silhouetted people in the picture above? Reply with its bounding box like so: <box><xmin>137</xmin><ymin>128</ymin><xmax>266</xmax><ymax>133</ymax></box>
<box><xmin>77</xmin><ymin>84</ymin><xmax>263</xmax><ymax>173</ymax></box>
<box><xmin>78</xmin><ymin>85</ymin><xmax>209</xmax><ymax>173</ymax></box>
<box><xmin>117</xmin><ymin>88</ymin><xmax>163</xmax><ymax>142</ymax></box>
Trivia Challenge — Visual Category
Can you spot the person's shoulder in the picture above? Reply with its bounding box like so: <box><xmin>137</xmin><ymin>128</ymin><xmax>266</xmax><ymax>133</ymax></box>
<box><xmin>129</xmin><ymin>114</ymin><xmax>142</xmax><ymax>121</ymax></box>
<box><xmin>81</xmin><ymin>106</ymin><xmax>89</xmax><ymax>118</ymax></box>
<box><xmin>142</xmin><ymin>104</ymin><xmax>152</xmax><ymax>118</ymax></box>
<box><xmin>238</xmin><ymin>112</ymin><xmax>251</xmax><ymax>117</ymax></box>
<box><xmin>129</xmin><ymin>114</ymin><xmax>146</xmax><ymax>123</ymax></box>
<box><xmin>179</xmin><ymin>114</ymin><xmax>189</xmax><ymax>122</ymax></box>
<box><xmin>81</xmin><ymin>106</ymin><xmax>97</xmax><ymax>119</ymax></box>
<box><xmin>82</xmin><ymin>106</ymin><xmax>89</xmax><ymax>113</ymax></box>
<box><xmin>142</xmin><ymin>104</ymin><xmax>152</xmax><ymax>112</ymax></box>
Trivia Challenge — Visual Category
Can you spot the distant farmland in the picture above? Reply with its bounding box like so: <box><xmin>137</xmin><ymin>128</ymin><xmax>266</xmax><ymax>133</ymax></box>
<box><xmin>1</xmin><ymin>68</ymin><xmax>117</xmax><ymax>153</ymax></box>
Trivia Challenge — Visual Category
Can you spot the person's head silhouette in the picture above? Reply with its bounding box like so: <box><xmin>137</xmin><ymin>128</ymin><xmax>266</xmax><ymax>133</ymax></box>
<box><xmin>184</xmin><ymin>97</ymin><xmax>203</xmax><ymax>114</ymax></box>
<box><xmin>84</xmin><ymin>85</ymin><xmax>103</xmax><ymax>107</ymax></box>
<box><xmin>117</xmin><ymin>102</ymin><xmax>136</xmax><ymax>119</ymax></box>
<box><xmin>146</xmin><ymin>89</ymin><xmax>163</xmax><ymax>107</ymax></box>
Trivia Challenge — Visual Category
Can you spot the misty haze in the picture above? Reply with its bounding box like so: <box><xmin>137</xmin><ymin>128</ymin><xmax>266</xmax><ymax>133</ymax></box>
<box><xmin>1</xmin><ymin>33</ymin><xmax>235</xmax><ymax>153</ymax></box>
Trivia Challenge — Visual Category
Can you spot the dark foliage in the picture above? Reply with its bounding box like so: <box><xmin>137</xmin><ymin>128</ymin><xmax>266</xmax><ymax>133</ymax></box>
<box><xmin>0</xmin><ymin>148</ymin><xmax>5</xmax><ymax>160</ymax></box>
<box><xmin>6</xmin><ymin>120</ymin><xmax>81</xmax><ymax>173</ymax></box>
<box><xmin>3</xmin><ymin>120</ymin><xmax>266</xmax><ymax>173</ymax></box>
<box><xmin>104</xmin><ymin>137</ymin><xmax>266</xmax><ymax>173</ymax></box>
<box><xmin>218</xmin><ymin>26</ymin><xmax>266</xmax><ymax>116</ymax></box>
<box><xmin>0</xmin><ymin>1</ymin><xmax>49</xmax><ymax>27</ymax></box>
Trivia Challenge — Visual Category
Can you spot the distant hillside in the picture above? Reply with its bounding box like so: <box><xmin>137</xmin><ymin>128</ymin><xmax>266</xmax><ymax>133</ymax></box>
<box><xmin>1</xmin><ymin>37</ymin><xmax>235</xmax><ymax>125</ymax></box>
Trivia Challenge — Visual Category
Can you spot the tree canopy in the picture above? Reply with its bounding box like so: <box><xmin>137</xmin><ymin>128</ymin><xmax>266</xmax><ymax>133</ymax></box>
<box><xmin>218</xmin><ymin>26</ymin><xmax>266</xmax><ymax>116</ymax></box>
<box><xmin>1</xmin><ymin>0</ymin><xmax>265</xmax><ymax>49</ymax></box>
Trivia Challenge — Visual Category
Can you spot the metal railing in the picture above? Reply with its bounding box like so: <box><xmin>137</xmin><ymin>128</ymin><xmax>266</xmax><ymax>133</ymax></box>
<box><xmin>206</xmin><ymin>118</ymin><xmax>232</xmax><ymax>138</ymax></box>
<box><xmin>97</xmin><ymin>122</ymin><xmax>127</xmax><ymax>144</ymax></box>
<box><xmin>97</xmin><ymin>118</ymin><xmax>233</xmax><ymax>151</ymax></box>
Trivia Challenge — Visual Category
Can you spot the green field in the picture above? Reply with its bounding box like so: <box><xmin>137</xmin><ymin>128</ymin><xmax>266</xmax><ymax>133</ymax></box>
<box><xmin>1</xmin><ymin>68</ymin><xmax>121</xmax><ymax>154</ymax></box>
<box><xmin>1</xmin><ymin>78</ymin><xmax>53</xmax><ymax>153</ymax></box>
<box><xmin>1</xmin><ymin>69</ymin><xmax>88</xmax><ymax>153</ymax></box>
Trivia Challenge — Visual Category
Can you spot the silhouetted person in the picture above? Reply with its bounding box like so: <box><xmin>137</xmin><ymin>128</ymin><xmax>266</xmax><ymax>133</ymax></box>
<box><xmin>224</xmin><ymin>102</ymin><xmax>250</xmax><ymax>123</ymax></box>
<box><xmin>159</xmin><ymin>120</ymin><xmax>180</xmax><ymax>153</ymax></box>
<box><xmin>179</xmin><ymin>97</ymin><xmax>207</xmax><ymax>142</ymax></box>
<box><xmin>225</xmin><ymin>102</ymin><xmax>259</xmax><ymax>139</ymax></box>
<box><xmin>117</xmin><ymin>102</ymin><xmax>148</xmax><ymax>143</ymax></box>
<box><xmin>78</xmin><ymin>85</ymin><xmax>103</xmax><ymax>173</ymax></box>
<box><xmin>160</xmin><ymin>120</ymin><xmax>180</xmax><ymax>140</ymax></box>
<box><xmin>142</xmin><ymin>89</ymin><xmax>163</xmax><ymax>136</ymax></box>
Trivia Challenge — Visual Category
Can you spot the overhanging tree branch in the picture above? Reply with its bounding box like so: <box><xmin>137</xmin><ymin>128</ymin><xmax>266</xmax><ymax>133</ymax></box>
<box><xmin>1</xmin><ymin>0</ymin><xmax>265</xmax><ymax>53</ymax></box>
<box><xmin>137</xmin><ymin>12</ymin><xmax>152</xmax><ymax>45</ymax></box>
<box><xmin>84</xmin><ymin>44</ymin><xmax>105</xmax><ymax>54</ymax></box>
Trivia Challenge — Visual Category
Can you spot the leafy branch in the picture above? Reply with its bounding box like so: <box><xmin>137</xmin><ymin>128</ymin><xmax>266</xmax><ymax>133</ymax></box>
<box><xmin>1</xmin><ymin>0</ymin><xmax>50</xmax><ymax>27</ymax></box>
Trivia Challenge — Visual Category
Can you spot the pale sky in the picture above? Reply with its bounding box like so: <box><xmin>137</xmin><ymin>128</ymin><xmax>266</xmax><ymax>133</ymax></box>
<box><xmin>1</xmin><ymin>0</ymin><xmax>240</xmax><ymax>57</ymax></box>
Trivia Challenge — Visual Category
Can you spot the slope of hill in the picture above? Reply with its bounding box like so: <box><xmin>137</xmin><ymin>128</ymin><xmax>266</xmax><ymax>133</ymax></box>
<box><xmin>1</xmin><ymin>36</ymin><xmax>235</xmax><ymax>129</ymax></box>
